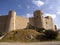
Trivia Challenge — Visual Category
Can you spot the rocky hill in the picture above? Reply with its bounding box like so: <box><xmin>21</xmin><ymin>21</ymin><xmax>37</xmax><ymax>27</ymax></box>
<box><xmin>0</xmin><ymin>29</ymin><xmax>40</xmax><ymax>42</ymax></box>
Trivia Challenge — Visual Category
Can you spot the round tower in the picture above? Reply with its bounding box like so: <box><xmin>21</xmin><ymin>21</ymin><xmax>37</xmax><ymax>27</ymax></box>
<box><xmin>6</xmin><ymin>10</ymin><xmax>16</xmax><ymax>31</ymax></box>
<box><xmin>34</xmin><ymin>10</ymin><xmax>44</xmax><ymax>28</ymax></box>
<box><xmin>8</xmin><ymin>10</ymin><xmax>16</xmax><ymax>17</ymax></box>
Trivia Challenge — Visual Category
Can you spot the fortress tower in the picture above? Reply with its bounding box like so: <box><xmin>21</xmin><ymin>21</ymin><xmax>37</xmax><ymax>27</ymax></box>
<box><xmin>44</xmin><ymin>16</ymin><xmax>54</xmax><ymax>30</ymax></box>
<box><xmin>6</xmin><ymin>11</ymin><xmax>16</xmax><ymax>31</ymax></box>
<box><xmin>34</xmin><ymin>10</ymin><xmax>44</xmax><ymax>28</ymax></box>
<box><xmin>0</xmin><ymin>10</ymin><xmax>56</xmax><ymax>34</ymax></box>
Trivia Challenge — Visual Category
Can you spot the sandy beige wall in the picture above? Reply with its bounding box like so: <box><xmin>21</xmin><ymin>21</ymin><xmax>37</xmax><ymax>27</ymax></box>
<box><xmin>29</xmin><ymin>18</ymin><xmax>34</xmax><ymax>26</ymax></box>
<box><xmin>43</xmin><ymin>17</ymin><xmax>55</xmax><ymax>30</ymax></box>
<box><xmin>15</xmin><ymin>16</ymin><xmax>29</xmax><ymax>29</ymax></box>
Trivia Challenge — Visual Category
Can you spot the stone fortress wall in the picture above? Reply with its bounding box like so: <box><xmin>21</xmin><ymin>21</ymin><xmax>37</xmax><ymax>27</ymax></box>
<box><xmin>0</xmin><ymin>10</ymin><xmax>56</xmax><ymax>33</ymax></box>
<box><xmin>16</xmin><ymin>16</ymin><xmax>29</xmax><ymax>30</ymax></box>
<box><xmin>0</xmin><ymin>15</ymin><xmax>8</xmax><ymax>33</ymax></box>
<box><xmin>33</xmin><ymin>10</ymin><xmax>56</xmax><ymax>30</ymax></box>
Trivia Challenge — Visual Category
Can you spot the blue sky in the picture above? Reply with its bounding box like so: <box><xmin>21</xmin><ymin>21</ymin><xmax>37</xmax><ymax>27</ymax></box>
<box><xmin>0</xmin><ymin>0</ymin><xmax>60</xmax><ymax>29</ymax></box>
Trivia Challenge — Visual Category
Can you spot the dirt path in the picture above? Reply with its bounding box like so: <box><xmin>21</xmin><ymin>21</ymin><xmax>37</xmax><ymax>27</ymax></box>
<box><xmin>0</xmin><ymin>41</ymin><xmax>60</xmax><ymax>45</ymax></box>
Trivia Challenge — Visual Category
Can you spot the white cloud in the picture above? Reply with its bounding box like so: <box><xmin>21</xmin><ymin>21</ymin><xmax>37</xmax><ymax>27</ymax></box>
<box><xmin>56</xmin><ymin>24</ymin><xmax>60</xmax><ymax>29</ymax></box>
<box><xmin>22</xmin><ymin>13</ymin><xmax>33</xmax><ymax>18</ymax></box>
<box><xmin>56</xmin><ymin>9</ymin><xmax>60</xmax><ymax>15</ymax></box>
<box><xmin>32</xmin><ymin>0</ymin><xmax>44</xmax><ymax>7</ymax></box>
<box><xmin>26</xmin><ymin>13</ymin><xmax>33</xmax><ymax>18</ymax></box>
<box><xmin>44</xmin><ymin>13</ymin><xmax>56</xmax><ymax>20</ymax></box>
<box><xmin>57</xmin><ymin>11</ymin><xmax>60</xmax><ymax>15</ymax></box>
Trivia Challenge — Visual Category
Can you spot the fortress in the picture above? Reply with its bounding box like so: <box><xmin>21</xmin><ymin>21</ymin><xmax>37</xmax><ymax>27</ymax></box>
<box><xmin>0</xmin><ymin>10</ymin><xmax>57</xmax><ymax>33</ymax></box>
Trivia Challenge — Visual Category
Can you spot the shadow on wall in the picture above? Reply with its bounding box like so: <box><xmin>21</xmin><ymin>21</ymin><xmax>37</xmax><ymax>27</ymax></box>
<box><xmin>25</xmin><ymin>17</ymin><xmax>35</xmax><ymax>29</ymax></box>
<box><xmin>25</xmin><ymin>18</ymin><xmax>45</xmax><ymax>33</ymax></box>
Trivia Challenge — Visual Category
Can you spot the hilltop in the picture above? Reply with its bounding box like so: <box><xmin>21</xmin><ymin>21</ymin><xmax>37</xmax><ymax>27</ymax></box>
<box><xmin>0</xmin><ymin>29</ymin><xmax>60</xmax><ymax>42</ymax></box>
<box><xmin>0</xmin><ymin>29</ymin><xmax>40</xmax><ymax>42</ymax></box>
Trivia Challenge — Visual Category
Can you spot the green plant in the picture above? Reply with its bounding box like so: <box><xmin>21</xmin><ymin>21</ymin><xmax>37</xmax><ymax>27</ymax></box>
<box><xmin>36</xmin><ymin>28</ymin><xmax>45</xmax><ymax>33</ymax></box>
<box><xmin>0</xmin><ymin>32</ymin><xmax>4</xmax><ymax>36</ymax></box>
<box><xmin>36</xmin><ymin>33</ymin><xmax>47</xmax><ymax>41</ymax></box>
<box><xmin>43</xmin><ymin>30</ymin><xmax>58</xmax><ymax>40</ymax></box>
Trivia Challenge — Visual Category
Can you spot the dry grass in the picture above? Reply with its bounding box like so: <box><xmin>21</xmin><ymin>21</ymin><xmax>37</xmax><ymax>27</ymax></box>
<box><xmin>0</xmin><ymin>29</ymin><xmax>40</xmax><ymax>42</ymax></box>
<box><xmin>56</xmin><ymin>33</ymin><xmax>60</xmax><ymax>41</ymax></box>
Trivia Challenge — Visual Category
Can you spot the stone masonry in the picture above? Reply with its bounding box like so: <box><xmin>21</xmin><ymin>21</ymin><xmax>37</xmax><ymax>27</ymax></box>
<box><xmin>0</xmin><ymin>10</ymin><xmax>57</xmax><ymax>33</ymax></box>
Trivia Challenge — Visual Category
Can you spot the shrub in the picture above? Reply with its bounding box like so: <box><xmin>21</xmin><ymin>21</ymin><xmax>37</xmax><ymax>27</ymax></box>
<box><xmin>27</xmin><ymin>24</ymin><xmax>36</xmax><ymax>29</ymax></box>
<box><xmin>43</xmin><ymin>30</ymin><xmax>58</xmax><ymax>40</ymax></box>
<box><xmin>36</xmin><ymin>33</ymin><xmax>47</xmax><ymax>41</ymax></box>
<box><xmin>36</xmin><ymin>30</ymin><xmax>59</xmax><ymax>41</ymax></box>
<box><xmin>0</xmin><ymin>32</ymin><xmax>4</xmax><ymax>36</ymax></box>
<box><xmin>36</xmin><ymin>28</ymin><xmax>45</xmax><ymax>33</ymax></box>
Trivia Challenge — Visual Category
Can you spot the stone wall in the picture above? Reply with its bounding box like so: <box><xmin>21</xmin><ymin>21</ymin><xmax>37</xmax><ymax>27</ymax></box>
<box><xmin>0</xmin><ymin>15</ymin><xmax>8</xmax><ymax>33</ymax></box>
<box><xmin>29</xmin><ymin>18</ymin><xmax>34</xmax><ymax>26</ymax></box>
<box><xmin>43</xmin><ymin>16</ymin><xmax>55</xmax><ymax>30</ymax></box>
<box><xmin>15</xmin><ymin>16</ymin><xmax>29</xmax><ymax>29</ymax></box>
<box><xmin>6</xmin><ymin>11</ymin><xmax>16</xmax><ymax>31</ymax></box>
<box><xmin>33</xmin><ymin>10</ymin><xmax>56</xmax><ymax>30</ymax></box>
<box><xmin>34</xmin><ymin>10</ymin><xmax>44</xmax><ymax>28</ymax></box>
<box><xmin>0</xmin><ymin>10</ymin><xmax>56</xmax><ymax>33</ymax></box>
